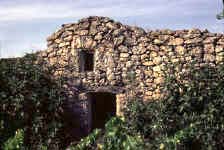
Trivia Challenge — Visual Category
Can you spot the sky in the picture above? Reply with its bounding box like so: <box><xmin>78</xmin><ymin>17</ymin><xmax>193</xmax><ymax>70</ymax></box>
<box><xmin>0</xmin><ymin>0</ymin><xmax>223</xmax><ymax>58</ymax></box>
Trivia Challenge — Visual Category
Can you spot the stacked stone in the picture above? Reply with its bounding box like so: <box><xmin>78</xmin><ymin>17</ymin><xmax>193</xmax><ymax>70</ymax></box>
<box><xmin>37</xmin><ymin>16</ymin><xmax>224</xmax><ymax>101</ymax></box>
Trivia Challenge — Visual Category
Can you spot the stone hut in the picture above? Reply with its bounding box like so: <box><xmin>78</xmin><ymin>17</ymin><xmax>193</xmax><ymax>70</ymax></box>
<box><xmin>37</xmin><ymin>16</ymin><xmax>224</xmax><ymax>136</ymax></box>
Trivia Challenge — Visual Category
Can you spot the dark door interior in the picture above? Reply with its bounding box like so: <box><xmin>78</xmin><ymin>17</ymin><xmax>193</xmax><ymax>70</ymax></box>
<box><xmin>90</xmin><ymin>92</ymin><xmax>116</xmax><ymax>130</ymax></box>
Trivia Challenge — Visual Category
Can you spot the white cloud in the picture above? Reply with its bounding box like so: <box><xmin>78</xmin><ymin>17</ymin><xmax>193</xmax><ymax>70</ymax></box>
<box><xmin>0</xmin><ymin>0</ymin><xmax>218</xmax><ymax>22</ymax></box>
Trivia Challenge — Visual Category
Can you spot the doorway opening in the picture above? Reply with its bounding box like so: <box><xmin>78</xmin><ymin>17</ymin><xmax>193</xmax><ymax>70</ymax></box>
<box><xmin>88</xmin><ymin>92</ymin><xmax>116</xmax><ymax>132</ymax></box>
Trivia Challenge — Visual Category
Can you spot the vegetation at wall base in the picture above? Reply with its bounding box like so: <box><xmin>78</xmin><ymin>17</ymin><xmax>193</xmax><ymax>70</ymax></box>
<box><xmin>69</xmin><ymin>117</ymin><xmax>144</xmax><ymax>150</ymax></box>
<box><xmin>72</xmin><ymin>63</ymin><xmax>224</xmax><ymax>150</ymax></box>
<box><xmin>2</xmin><ymin>129</ymin><xmax>24</xmax><ymax>150</ymax></box>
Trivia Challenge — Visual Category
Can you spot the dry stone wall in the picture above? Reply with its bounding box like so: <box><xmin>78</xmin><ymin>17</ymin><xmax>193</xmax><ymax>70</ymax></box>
<box><xmin>38</xmin><ymin>16</ymin><xmax>224</xmax><ymax>103</ymax></box>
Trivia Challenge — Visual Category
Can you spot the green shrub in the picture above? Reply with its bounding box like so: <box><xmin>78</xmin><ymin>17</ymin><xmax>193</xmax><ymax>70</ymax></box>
<box><xmin>70</xmin><ymin>129</ymin><xmax>101</xmax><ymax>150</ymax></box>
<box><xmin>0</xmin><ymin>54</ymin><xmax>68</xmax><ymax>149</ymax></box>
<box><xmin>71</xmin><ymin>117</ymin><xmax>144</xmax><ymax>150</ymax></box>
<box><xmin>101</xmin><ymin>117</ymin><xmax>144</xmax><ymax>150</ymax></box>
<box><xmin>2</xmin><ymin>129</ymin><xmax>24</xmax><ymax>150</ymax></box>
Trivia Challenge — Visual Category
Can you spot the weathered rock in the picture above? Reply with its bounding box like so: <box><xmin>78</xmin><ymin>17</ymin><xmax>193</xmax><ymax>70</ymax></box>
<box><xmin>118</xmin><ymin>45</ymin><xmax>128</xmax><ymax>52</ymax></box>
<box><xmin>184</xmin><ymin>38</ymin><xmax>203</xmax><ymax>44</ymax></box>
<box><xmin>168</xmin><ymin>38</ymin><xmax>184</xmax><ymax>46</ymax></box>
<box><xmin>143</xmin><ymin>61</ymin><xmax>154</xmax><ymax>66</ymax></box>
<box><xmin>61</xmin><ymin>31</ymin><xmax>73</xmax><ymax>38</ymax></box>
<box><xmin>106</xmin><ymin>22</ymin><xmax>118</xmax><ymax>29</ymax></box>
<box><xmin>204</xmin><ymin>44</ymin><xmax>215</xmax><ymax>54</ymax></box>
<box><xmin>83</xmin><ymin>37</ymin><xmax>95</xmax><ymax>49</ymax></box>
<box><xmin>154</xmin><ymin>77</ymin><xmax>164</xmax><ymax>84</ymax></box>
<box><xmin>64</xmin><ymin>35</ymin><xmax>73</xmax><ymax>42</ymax></box>
<box><xmin>144</xmin><ymin>70</ymin><xmax>153</xmax><ymax>76</ymax></box>
<box><xmin>203</xmin><ymin>37</ymin><xmax>217</xmax><ymax>44</ymax></box>
<box><xmin>175</xmin><ymin>46</ymin><xmax>186</xmax><ymax>55</ymax></box>
<box><xmin>72</xmin><ymin>36</ymin><xmax>82</xmax><ymax>48</ymax></box>
<box><xmin>153</xmin><ymin>56</ymin><xmax>162</xmax><ymax>65</ymax></box>
<box><xmin>150</xmin><ymin>51</ymin><xmax>158</xmax><ymax>58</ymax></box>
<box><xmin>59</xmin><ymin>42</ymin><xmax>66</xmax><ymax>48</ymax></box>
<box><xmin>120</xmin><ymin>53</ymin><xmax>129</xmax><ymax>58</ymax></box>
<box><xmin>215</xmin><ymin>46</ymin><xmax>224</xmax><ymax>53</ymax></box>
<box><xmin>94</xmin><ymin>33</ymin><xmax>103</xmax><ymax>40</ymax></box>
<box><xmin>114</xmin><ymin>36</ymin><xmax>124</xmax><ymax>46</ymax></box>
<box><xmin>154</xmin><ymin>39</ymin><xmax>164</xmax><ymax>45</ymax></box>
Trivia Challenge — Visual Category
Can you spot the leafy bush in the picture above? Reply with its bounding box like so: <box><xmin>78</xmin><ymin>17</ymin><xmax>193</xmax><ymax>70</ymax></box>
<box><xmin>101</xmin><ymin>117</ymin><xmax>144</xmax><ymax>150</ymax></box>
<box><xmin>0</xmin><ymin>54</ymin><xmax>68</xmax><ymax>149</ymax></box>
<box><xmin>2</xmin><ymin>129</ymin><xmax>24</xmax><ymax>150</ymax></box>
<box><xmin>70</xmin><ymin>117</ymin><xmax>144</xmax><ymax>150</ymax></box>
<box><xmin>71</xmin><ymin>129</ymin><xmax>101</xmax><ymax>150</ymax></box>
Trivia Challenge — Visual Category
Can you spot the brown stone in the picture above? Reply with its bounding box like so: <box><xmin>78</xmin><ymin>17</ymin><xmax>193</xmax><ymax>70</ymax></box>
<box><xmin>154</xmin><ymin>77</ymin><xmax>164</xmax><ymax>84</ymax></box>
<box><xmin>126</xmin><ymin>61</ymin><xmax>133</xmax><ymax>68</ymax></box>
<box><xmin>144</xmin><ymin>70</ymin><xmax>153</xmax><ymax>76</ymax></box>
<box><xmin>72</xmin><ymin>36</ymin><xmax>82</xmax><ymax>48</ymax></box>
<box><xmin>114</xmin><ymin>36</ymin><xmax>124</xmax><ymax>46</ymax></box>
<box><xmin>184</xmin><ymin>38</ymin><xmax>203</xmax><ymax>44</ymax></box>
<box><xmin>120</xmin><ymin>53</ymin><xmax>129</xmax><ymax>58</ymax></box>
<box><xmin>95</xmin><ymin>33</ymin><xmax>103</xmax><ymax>40</ymax></box>
<box><xmin>89</xmin><ymin>26</ymin><xmax>98</xmax><ymax>35</ymax></box>
<box><xmin>141</xmin><ymin>54</ymin><xmax>148</xmax><ymax>60</ymax></box>
<box><xmin>61</xmin><ymin>31</ymin><xmax>73</xmax><ymax>38</ymax></box>
<box><xmin>118</xmin><ymin>45</ymin><xmax>128</xmax><ymax>52</ymax></box>
<box><xmin>143</xmin><ymin>61</ymin><xmax>154</xmax><ymax>66</ymax></box>
<box><xmin>168</xmin><ymin>38</ymin><xmax>184</xmax><ymax>46</ymax></box>
<box><xmin>160</xmin><ymin>46</ymin><xmax>172</xmax><ymax>52</ymax></box>
<box><xmin>217</xmin><ymin>38</ymin><xmax>224</xmax><ymax>45</ymax></box>
<box><xmin>145</xmin><ymin>91</ymin><xmax>153</xmax><ymax>96</ymax></box>
<box><xmin>203</xmin><ymin>37</ymin><xmax>217</xmax><ymax>44</ymax></box>
<box><xmin>153</xmin><ymin>66</ymin><xmax>161</xmax><ymax>72</ymax></box>
<box><xmin>204</xmin><ymin>44</ymin><xmax>215</xmax><ymax>54</ymax></box>
<box><xmin>55</xmin><ymin>39</ymin><xmax>62</xmax><ymax>44</ymax></box>
<box><xmin>83</xmin><ymin>37</ymin><xmax>95</xmax><ymax>49</ymax></box>
<box><xmin>145</xmin><ymin>78</ymin><xmax>154</xmax><ymax>83</ymax></box>
<box><xmin>216</xmin><ymin>54</ymin><xmax>224</xmax><ymax>63</ymax></box>
<box><xmin>175</xmin><ymin>46</ymin><xmax>186</xmax><ymax>55</ymax></box>
<box><xmin>59</xmin><ymin>42</ymin><xmax>66</xmax><ymax>48</ymax></box>
<box><xmin>106</xmin><ymin>22</ymin><xmax>117</xmax><ymax>29</ymax></box>
<box><xmin>64</xmin><ymin>35</ymin><xmax>73</xmax><ymax>42</ymax></box>
<box><xmin>153</xmin><ymin>56</ymin><xmax>162</xmax><ymax>65</ymax></box>
<box><xmin>215</xmin><ymin>46</ymin><xmax>224</xmax><ymax>53</ymax></box>
<box><xmin>150</xmin><ymin>51</ymin><xmax>158</xmax><ymax>58</ymax></box>
<box><xmin>154</xmin><ymin>39</ymin><xmax>164</xmax><ymax>45</ymax></box>
<box><xmin>75</xmin><ymin>30</ymin><xmax>89</xmax><ymax>36</ymax></box>
<box><xmin>204</xmin><ymin>54</ymin><xmax>215</xmax><ymax>62</ymax></box>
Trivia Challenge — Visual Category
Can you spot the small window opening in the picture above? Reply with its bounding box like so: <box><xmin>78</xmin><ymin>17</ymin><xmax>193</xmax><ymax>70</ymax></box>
<box><xmin>79</xmin><ymin>50</ymin><xmax>94</xmax><ymax>72</ymax></box>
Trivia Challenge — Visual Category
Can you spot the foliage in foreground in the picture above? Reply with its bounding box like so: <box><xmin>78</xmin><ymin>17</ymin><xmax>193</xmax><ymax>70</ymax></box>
<box><xmin>2</xmin><ymin>129</ymin><xmax>24</xmax><ymax>150</ymax></box>
<box><xmin>70</xmin><ymin>117</ymin><xmax>144</xmax><ymax>150</ymax></box>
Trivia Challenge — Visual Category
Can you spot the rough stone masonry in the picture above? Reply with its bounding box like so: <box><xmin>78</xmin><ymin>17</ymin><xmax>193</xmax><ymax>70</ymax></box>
<box><xmin>36</xmin><ymin>16</ymin><xmax>224</xmax><ymax>128</ymax></box>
